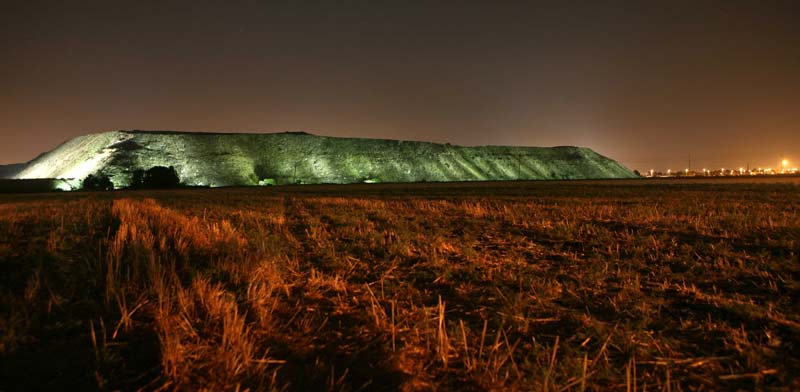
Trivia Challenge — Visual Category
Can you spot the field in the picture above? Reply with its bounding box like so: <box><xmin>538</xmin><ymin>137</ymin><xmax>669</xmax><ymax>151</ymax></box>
<box><xmin>1</xmin><ymin>180</ymin><xmax>799</xmax><ymax>391</ymax></box>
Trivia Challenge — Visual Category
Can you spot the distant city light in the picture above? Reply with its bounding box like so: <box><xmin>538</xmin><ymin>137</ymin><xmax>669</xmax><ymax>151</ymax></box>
<box><xmin>644</xmin><ymin>158</ymin><xmax>799</xmax><ymax>178</ymax></box>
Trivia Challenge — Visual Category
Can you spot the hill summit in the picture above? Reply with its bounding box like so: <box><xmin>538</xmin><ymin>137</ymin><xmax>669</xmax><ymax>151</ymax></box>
<box><xmin>15</xmin><ymin>130</ymin><xmax>637</xmax><ymax>188</ymax></box>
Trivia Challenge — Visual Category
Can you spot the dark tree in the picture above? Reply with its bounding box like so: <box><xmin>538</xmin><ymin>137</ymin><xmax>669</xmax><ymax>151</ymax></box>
<box><xmin>81</xmin><ymin>174</ymin><xmax>114</xmax><ymax>191</ymax></box>
<box><xmin>130</xmin><ymin>169</ymin><xmax>146</xmax><ymax>188</ymax></box>
<box><xmin>130</xmin><ymin>166</ymin><xmax>181</xmax><ymax>188</ymax></box>
<box><xmin>633</xmin><ymin>169</ymin><xmax>642</xmax><ymax>177</ymax></box>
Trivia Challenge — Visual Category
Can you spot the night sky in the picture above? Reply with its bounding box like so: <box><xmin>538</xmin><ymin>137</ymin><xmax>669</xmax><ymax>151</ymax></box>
<box><xmin>2</xmin><ymin>1</ymin><xmax>798</xmax><ymax>172</ymax></box>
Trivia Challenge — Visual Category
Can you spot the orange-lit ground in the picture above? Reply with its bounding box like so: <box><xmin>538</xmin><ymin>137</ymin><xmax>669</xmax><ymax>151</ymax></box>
<box><xmin>1</xmin><ymin>181</ymin><xmax>799</xmax><ymax>390</ymax></box>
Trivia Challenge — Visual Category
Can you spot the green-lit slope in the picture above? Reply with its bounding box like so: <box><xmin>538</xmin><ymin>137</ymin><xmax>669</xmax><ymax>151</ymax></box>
<box><xmin>15</xmin><ymin>130</ymin><xmax>637</xmax><ymax>187</ymax></box>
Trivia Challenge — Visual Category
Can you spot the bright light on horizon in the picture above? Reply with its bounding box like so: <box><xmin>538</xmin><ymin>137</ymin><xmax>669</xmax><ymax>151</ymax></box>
<box><xmin>640</xmin><ymin>159</ymin><xmax>800</xmax><ymax>177</ymax></box>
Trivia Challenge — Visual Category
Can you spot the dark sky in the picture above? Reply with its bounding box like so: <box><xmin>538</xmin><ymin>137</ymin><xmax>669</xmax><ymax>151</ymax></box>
<box><xmin>2</xmin><ymin>0</ymin><xmax>798</xmax><ymax>171</ymax></box>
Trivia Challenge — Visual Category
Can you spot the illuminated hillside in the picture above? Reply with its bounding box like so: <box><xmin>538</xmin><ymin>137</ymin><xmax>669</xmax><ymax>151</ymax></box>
<box><xmin>15</xmin><ymin>130</ymin><xmax>637</xmax><ymax>188</ymax></box>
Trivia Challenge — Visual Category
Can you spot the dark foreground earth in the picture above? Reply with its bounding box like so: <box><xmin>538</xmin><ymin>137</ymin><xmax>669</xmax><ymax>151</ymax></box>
<box><xmin>1</xmin><ymin>179</ymin><xmax>798</xmax><ymax>391</ymax></box>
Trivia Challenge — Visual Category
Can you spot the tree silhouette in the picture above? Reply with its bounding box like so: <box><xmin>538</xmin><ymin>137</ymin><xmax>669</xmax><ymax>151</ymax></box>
<box><xmin>130</xmin><ymin>166</ymin><xmax>181</xmax><ymax>188</ymax></box>
<box><xmin>131</xmin><ymin>169</ymin><xmax>145</xmax><ymax>188</ymax></box>
<box><xmin>82</xmin><ymin>174</ymin><xmax>114</xmax><ymax>191</ymax></box>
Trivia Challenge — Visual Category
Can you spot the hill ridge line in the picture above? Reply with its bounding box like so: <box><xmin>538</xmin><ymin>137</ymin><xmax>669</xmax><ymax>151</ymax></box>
<box><xmin>14</xmin><ymin>130</ymin><xmax>637</xmax><ymax>188</ymax></box>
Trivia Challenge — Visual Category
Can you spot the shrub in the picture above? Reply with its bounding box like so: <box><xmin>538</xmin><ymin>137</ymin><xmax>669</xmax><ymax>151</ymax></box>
<box><xmin>131</xmin><ymin>169</ymin><xmax>145</xmax><ymax>188</ymax></box>
<box><xmin>130</xmin><ymin>166</ymin><xmax>181</xmax><ymax>189</ymax></box>
<box><xmin>82</xmin><ymin>174</ymin><xmax>114</xmax><ymax>191</ymax></box>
